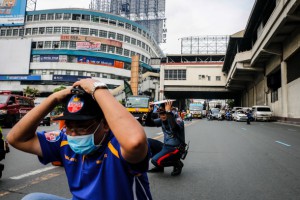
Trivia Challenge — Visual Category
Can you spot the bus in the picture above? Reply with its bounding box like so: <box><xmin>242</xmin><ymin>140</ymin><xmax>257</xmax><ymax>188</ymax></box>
<box><xmin>125</xmin><ymin>95</ymin><xmax>150</xmax><ymax>125</ymax></box>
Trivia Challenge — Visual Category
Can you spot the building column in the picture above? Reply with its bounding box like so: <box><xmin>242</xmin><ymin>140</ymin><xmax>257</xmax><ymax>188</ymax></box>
<box><xmin>159</xmin><ymin>64</ymin><xmax>165</xmax><ymax>100</ymax></box>
<box><xmin>281</xmin><ymin>61</ymin><xmax>288</xmax><ymax>117</ymax></box>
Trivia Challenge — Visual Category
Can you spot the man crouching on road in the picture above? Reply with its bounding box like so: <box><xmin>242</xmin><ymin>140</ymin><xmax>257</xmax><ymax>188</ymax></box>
<box><xmin>7</xmin><ymin>78</ymin><xmax>152</xmax><ymax>200</ymax></box>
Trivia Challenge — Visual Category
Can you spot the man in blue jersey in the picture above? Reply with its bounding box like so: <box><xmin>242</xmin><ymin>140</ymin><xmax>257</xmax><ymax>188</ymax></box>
<box><xmin>7</xmin><ymin>78</ymin><xmax>152</xmax><ymax>200</ymax></box>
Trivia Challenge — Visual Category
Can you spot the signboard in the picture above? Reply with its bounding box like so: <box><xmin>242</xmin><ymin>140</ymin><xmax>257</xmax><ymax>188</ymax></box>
<box><xmin>60</xmin><ymin>35</ymin><xmax>122</xmax><ymax>48</ymax></box>
<box><xmin>77</xmin><ymin>56</ymin><xmax>114</xmax><ymax>66</ymax></box>
<box><xmin>40</xmin><ymin>55</ymin><xmax>59</xmax><ymax>62</ymax></box>
<box><xmin>0</xmin><ymin>75</ymin><xmax>41</xmax><ymax>81</ymax></box>
<box><xmin>76</xmin><ymin>42</ymin><xmax>101</xmax><ymax>50</ymax></box>
<box><xmin>0</xmin><ymin>0</ymin><xmax>26</xmax><ymax>26</ymax></box>
<box><xmin>53</xmin><ymin>75</ymin><xmax>91</xmax><ymax>82</ymax></box>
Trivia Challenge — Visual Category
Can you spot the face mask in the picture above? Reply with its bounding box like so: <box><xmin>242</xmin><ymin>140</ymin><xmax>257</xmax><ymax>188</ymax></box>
<box><xmin>67</xmin><ymin>124</ymin><xmax>102</xmax><ymax>155</ymax></box>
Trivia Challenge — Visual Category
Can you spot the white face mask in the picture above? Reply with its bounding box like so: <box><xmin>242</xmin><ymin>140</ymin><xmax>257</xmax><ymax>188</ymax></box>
<box><xmin>67</xmin><ymin>124</ymin><xmax>102</xmax><ymax>155</ymax></box>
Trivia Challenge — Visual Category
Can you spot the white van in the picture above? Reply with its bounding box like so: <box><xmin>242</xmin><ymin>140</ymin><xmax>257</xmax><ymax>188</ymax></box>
<box><xmin>252</xmin><ymin>106</ymin><xmax>273</xmax><ymax>121</ymax></box>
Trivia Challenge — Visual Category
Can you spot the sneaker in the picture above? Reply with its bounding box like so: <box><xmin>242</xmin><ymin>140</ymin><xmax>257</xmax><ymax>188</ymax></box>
<box><xmin>171</xmin><ymin>161</ymin><xmax>184</xmax><ymax>176</ymax></box>
<box><xmin>148</xmin><ymin>166</ymin><xmax>164</xmax><ymax>173</ymax></box>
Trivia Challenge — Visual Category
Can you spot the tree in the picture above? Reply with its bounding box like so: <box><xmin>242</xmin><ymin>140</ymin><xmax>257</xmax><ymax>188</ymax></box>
<box><xmin>52</xmin><ymin>85</ymin><xmax>66</xmax><ymax>115</ymax></box>
<box><xmin>23</xmin><ymin>86</ymin><xmax>39</xmax><ymax>99</ymax></box>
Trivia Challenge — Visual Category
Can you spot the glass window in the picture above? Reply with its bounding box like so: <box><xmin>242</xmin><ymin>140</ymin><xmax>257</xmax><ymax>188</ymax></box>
<box><xmin>6</xmin><ymin>29</ymin><xmax>12</xmax><ymax>36</ymax></box>
<box><xmin>32</xmin><ymin>28</ymin><xmax>38</xmax><ymax>35</ymax></box>
<box><xmin>27</xmin><ymin>15</ymin><xmax>33</xmax><ymax>21</ymax></box>
<box><xmin>40</xmin><ymin>14</ymin><xmax>46</xmax><ymax>20</ymax></box>
<box><xmin>13</xmin><ymin>29</ymin><xmax>18</xmax><ymax>36</ymax></box>
<box><xmin>55</xmin><ymin>13</ymin><xmax>63</xmax><ymax>20</ymax></box>
<box><xmin>207</xmin><ymin>76</ymin><xmax>211</xmax><ymax>81</ymax></box>
<box><xmin>109</xmin><ymin>20</ymin><xmax>116</xmax><ymax>26</ymax></box>
<box><xmin>216</xmin><ymin>76</ymin><xmax>221</xmax><ymax>81</ymax></box>
<box><xmin>124</xmin><ymin>49</ymin><xmax>130</xmax><ymax>57</ymax></box>
<box><xmin>0</xmin><ymin>30</ymin><xmax>5</xmax><ymax>36</ymax></box>
<box><xmin>19</xmin><ymin>29</ymin><xmax>24</xmax><ymax>36</ymax></box>
<box><xmin>132</xmin><ymin>26</ymin><xmax>137</xmax><ymax>32</ymax></box>
<box><xmin>142</xmin><ymin>42</ymin><xmax>145</xmax><ymax>49</ymax></box>
<box><xmin>100</xmin><ymin>18</ymin><xmax>108</xmax><ymax>24</ymax></box>
<box><xmin>82</xmin><ymin>15</ymin><xmax>90</xmax><ymax>21</ymax></box>
<box><xmin>54</xmin><ymin>27</ymin><xmax>61</xmax><ymax>34</ymax></box>
<box><xmin>25</xmin><ymin>28</ymin><xmax>31</xmax><ymax>35</ymax></box>
<box><xmin>69</xmin><ymin>41</ymin><xmax>76</xmax><ymax>49</ymax></box>
<box><xmin>118</xmin><ymin>22</ymin><xmax>124</xmax><ymax>28</ymax></box>
<box><xmin>130</xmin><ymin>51</ymin><xmax>135</xmax><ymax>57</ymax></box>
<box><xmin>47</xmin><ymin>14</ymin><xmax>54</xmax><ymax>20</ymax></box>
<box><xmin>108</xmin><ymin>46</ymin><xmax>115</xmax><ymax>53</ymax></box>
<box><xmin>80</xmin><ymin>28</ymin><xmax>89</xmax><ymax>35</ymax></box>
<box><xmin>44</xmin><ymin>41</ymin><xmax>52</xmax><ymax>48</ymax></box>
<box><xmin>39</xmin><ymin>27</ymin><xmax>45</xmax><ymax>34</ymax></box>
<box><xmin>131</xmin><ymin>38</ymin><xmax>136</xmax><ymax>45</ymax></box>
<box><xmin>90</xmin><ymin>29</ymin><xmax>98</xmax><ymax>36</ymax></box>
<box><xmin>62</xmin><ymin>27</ymin><xmax>70</xmax><ymax>34</ymax></box>
<box><xmin>116</xmin><ymin>47</ymin><xmax>123</xmax><ymax>55</ymax></box>
<box><xmin>53</xmin><ymin>41</ymin><xmax>60</xmax><ymax>48</ymax></box>
<box><xmin>125</xmin><ymin>36</ymin><xmax>130</xmax><ymax>43</ymax></box>
<box><xmin>71</xmin><ymin>27</ymin><xmax>79</xmax><ymax>34</ymax></box>
<box><xmin>125</xmin><ymin>23</ymin><xmax>131</xmax><ymax>30</ymax></box>
<box><xmin>117</xmin><ymin>33</ymin><xmax>123</xmax><ymax>41</ymax></box>
<box><xmin>91</xmin><ymin>15</ymin><xmax>99</xmax><ymax>23</ymax></box>
<box><xmin>61</xmin><ymin>41</ymin><xmax>69</xmax><ymax>48</ymax></box>
<box><xmin>137</xmin><ymin>40</ymin><xmax>141</xmax><ymax>47</ymax></box>
<box><xmin>100</xmin><ymin>44</ymin><xmax>107</xmax><ymax>52</ymax></box>
<box><xmin>46</xmin><ymin>27</ymin><xmax>53</xmax><ymax>34</ymax></box>
<box><xmin>108</xmin><ymin>32</ymin><xmax>115</xmax><ymax>39</ymax></box>
<box><xmin>72</xmin><ymin>14</ymin><xmax>81</xmax><ymax>21</ymax></box>
<box><xmin>138</xmin><ymin>28</ymin><xmax>142</xmax><ymax>34</ymax></box>
<box><xmin>33</xmin><ymin>15</ymin><xmax>39</xmax><ymax>21</ymax></box>
<box><xmin>99</xmin><ymin>30</ymin><xmax>107</xmax><ymax>38</ymax></box>
<box><xmin>37</xmin><ymin>41</ymin><xmax>43</xmax><ymax>48</ymax></box>
<box><xmin>63</xmin><ymin>13</ymin><xmax>71</xmax><ymax>20</ymax></box>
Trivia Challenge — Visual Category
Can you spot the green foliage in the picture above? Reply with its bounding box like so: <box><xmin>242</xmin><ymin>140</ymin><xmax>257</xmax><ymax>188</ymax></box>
<box><xmin>52</xmin><ymin>86</ymin><xmax>66</xmax><ymax>115</ymax></box>
<box><xmin>23</xmin><ymin>86</ymin><xmax>40</xmax><ymax>99</ymax></box>
<box><xmin>226</xmin><ymin>99</ymin><xmax>235</xmax><ymax>109</ymax></box>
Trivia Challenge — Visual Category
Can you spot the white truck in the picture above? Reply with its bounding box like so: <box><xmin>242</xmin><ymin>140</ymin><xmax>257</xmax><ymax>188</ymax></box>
<box><xmin>189</xmin><ymin>103</ymin><xmax>203</xmax><ymax>119</ymax></box>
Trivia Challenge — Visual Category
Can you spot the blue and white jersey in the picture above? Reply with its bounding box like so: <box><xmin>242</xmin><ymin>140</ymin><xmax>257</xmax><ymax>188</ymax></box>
<box><xmin>37</xmin><ymin>130</ymin><xmax>152</xmax><ymax>200</ymax></box>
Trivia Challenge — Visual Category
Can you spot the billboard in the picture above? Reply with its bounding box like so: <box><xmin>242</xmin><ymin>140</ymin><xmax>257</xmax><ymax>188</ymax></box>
<box><xmin>76</xmin><ymin>42</ymin><xmax>101</xmax><ymax>50</ymax></box>
<box><xmin>61</xmin><ymin>35</ymin><xmax>122</xmax><ymax>48</ymax></box>
<box><xmin>0</xmin><ymin>0</ymin><xmax>27</xmax><ymax>26</ymax></box>
<box><xmin>53</xmin><ymin>75</ymin><xmax>91</xmax><ymax>82</ymax></box>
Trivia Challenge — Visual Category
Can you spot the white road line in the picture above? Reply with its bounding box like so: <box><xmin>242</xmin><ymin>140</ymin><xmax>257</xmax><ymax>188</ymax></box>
<box><xmin>275</xmin><ymin>141</ymin><xmax>291</xmax><ymax>147</ymax></box>
<box><xmin>241</xmin><ymin>128</ymin><xmax>247</xmax><ymax>131</ymax></box>
<box><xmin>287</xmin><ymin>129</ymin><xmax>297</xmax><ymax>132</ymax></box>
<box><xmin>10</xmin><ymin>166</ymin><xmax>58</xmax><ymax>180</ymax></box>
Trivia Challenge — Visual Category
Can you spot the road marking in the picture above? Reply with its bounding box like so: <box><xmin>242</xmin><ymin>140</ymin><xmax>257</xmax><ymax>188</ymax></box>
<box><xmin>275</xmin><ymin>141</ymin><xmax>291</xmax><ymax>147</ymax></box>
<box><xmin>10</xmin><ymin>166</ymin><xmax>57</xmax><ymax>180</ymax></box>
<box><xmin>241</xmin><ymin>128</ymin><xmax>247</xmax><ymax>131</ymax></box>
<box><xmin>287</xmin><ymin>129</ymin><xmax>297</xmax><ymax>132</ymax></box>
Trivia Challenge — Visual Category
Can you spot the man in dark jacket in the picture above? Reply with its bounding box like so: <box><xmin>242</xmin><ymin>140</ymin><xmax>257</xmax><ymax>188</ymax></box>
<box><xmin>145</xmin><ymin>100</ymin><xmax>185</xmax><ymax>176</ymax></box>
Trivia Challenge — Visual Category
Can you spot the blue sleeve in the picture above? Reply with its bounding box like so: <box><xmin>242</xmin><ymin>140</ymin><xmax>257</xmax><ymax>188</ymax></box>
<box><xmin>37</xmin><ymin>130</ymin><xmax>63</xmax><ymax>165</ymax></box>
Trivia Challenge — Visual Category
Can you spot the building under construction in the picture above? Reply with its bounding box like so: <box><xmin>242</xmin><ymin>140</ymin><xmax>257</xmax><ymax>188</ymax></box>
<box><xmin>89</xmin><ymin>0</ymin><xmax>166</xmax><ymax>44</ymax></box>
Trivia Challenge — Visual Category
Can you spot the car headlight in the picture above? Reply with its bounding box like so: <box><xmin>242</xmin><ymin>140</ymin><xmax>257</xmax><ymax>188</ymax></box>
<box><xmin>0</xmin><ymin>110</ymin><xmax>7</xmax><ymax>114</ymax></box>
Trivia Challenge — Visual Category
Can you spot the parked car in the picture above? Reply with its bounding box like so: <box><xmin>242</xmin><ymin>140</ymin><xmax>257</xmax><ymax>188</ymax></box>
<box><xmin>233</xmin><ymin>110</ymin><xmax>248</xmax><ymax>122</ymax></box>
<box><xmin>252</xmin><ymin>106</ymin><xmax>273</xmax><ymax>121</ymax></box>
<box><xmin>208</xmin><ymin>108</ymin><xmax>220</xmax><ymax>120</ymax></box>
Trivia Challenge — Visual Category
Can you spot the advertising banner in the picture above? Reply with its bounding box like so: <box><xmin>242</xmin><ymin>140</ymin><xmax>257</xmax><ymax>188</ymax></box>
<box><xmin>40</xmin><ymin>55</ymin><xmax>59</xmax><ymax>62</ymax></box>
<box><xmin>0</xmin><ymin>75</ymin><xmax>41</xmax><ymax>81</ymax></box>
<box><xmin>52</xmin><ymin>75</ymin><xmax>91</xmax><ymax>82</ymax></box>
<box><xmin>114</xmin><ymin>60</ymin><xmax>124</xmax><ymax>69</ymax></box>
<box><xmin>77</xmin><ymin>56</ymin><xmax>114</xmax><ymax>66</ymax></box>
<box><xmin>76</xmin><ymin>42</ymin><xmax>101</xmax><ymax>50</ymax></box>
<box><xmin>61</xmin><ymin>35</ymin><xmax>122</xmax><ymax>48</ymax></box>
<box><xmin>0</xmin><ymin>0</ymin><xmax>26</xmax><ymax>26</ymax></box>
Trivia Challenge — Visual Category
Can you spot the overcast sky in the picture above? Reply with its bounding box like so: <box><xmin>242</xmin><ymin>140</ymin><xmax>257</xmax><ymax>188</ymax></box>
<box><xmin>35</xmin><ymin>0</ymin><xmax>255</xmax><ymax>54</ymax></box>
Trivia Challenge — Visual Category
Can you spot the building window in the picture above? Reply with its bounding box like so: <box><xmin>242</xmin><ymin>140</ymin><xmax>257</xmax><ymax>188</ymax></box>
<box><xmin>63</xmin><ymin>13</ymin><xmax>71</xmax><ymax>20</ymax></box>
<box><xmin>32</xmin><ymin>28</ymin><xmax>38</xmax><ymax>35</ymax></box>
<box><xmin>82</xmin><ymin>15</ymin><xmax>90</xmax><ymax>21</ymax></box>
<box><xmin>125</xmin><ymin>36</ymin><xmax>130</xmax><ymax>43</ymax></box>
<box><xmin>108</xmin><ymin>32</ymin><xmax>116</xmax><ymax>39</ymax></box>
<box><xmin>131</xmin><ymin>38</ymin><xmax>136</xmax><ymax>45</ymax></box>
<box><xmin>108</xmin><ymin>46</ymin><xmax>115</xmax><ymax>53</ymax></box>
<box><xmin>39</xmin><ymin>27</ymin><xmax>45</xmax><ymax>34</ymax></box>
<box><xmin>99</xmin><ymin>30</ymin><xmax>107</xmax><ymax>38</ymax></box>
<box><xmin>46</xmin><ymin>27</ymin><xmax>53</xmax><ymax>34</ymax></box>
<box><xmin>19</xmin><ymin>29</ymin><xmax>24</xmax><ymax>36</ymax></box>
<box><xmin>118</xmin><ymin>22</ymin><xmax>124</xmax><ymax>28</ymax></box>
<box><xmin>40</xmin><ymin>14</ymin><xmax>46</xmax><ymax>21</ymax></box>
<box><xmin>132</xmin><ymin>26</ymin><xmax>137</xmax><ymax>32</ymax></box>
<box><xmin>165</xmin><ymin>69</ymin><xmax>186</xmax><ymax>80</ymax></box>
<box><xmin>207</xmin><ymin>76</ymin><xmax>211</xmax><ymax>81</ymax></box>
<box><xmin>100</xmin><ymin>18</ymin><xmax>108</xmax><ymax>24</ymax></box>
<box><xmin>124</xmin><ymin>49</ymin><xmax>130</xmax><ymax>57</ymax></box>
<box><xmin>125</xmin><ymin>23</ymin><xmax>131</xmax><ymax>30</ymax></box>
<box><xmin>216</xmin><ymin>76</ymin><xmax>221</xmax><ymax>81</ymax></box>
<box><xmin>116</xmin><ymin>47</ymin><xmax>123</xmax><ymax>55</ymax></box>
<box><xmin>55</xmin><ymin>13</ymin><xmax>63</xmax><ymax>20</ymax></box>
<box><xmin>91</xmin><ymin>15</ymin><xmax>99</xmax><ymax>22</ymax></box>
<box><xmin>72</xmin><ymin>14</ymin><xmax>81</xmax><ymax>21</ymax></box>
<box><xmin>13</xmin><ymin>29</ymin><xmax>18</xmax><ymax>36</ymax></box>
<box><xmin>33</xmin><ymin>15</ymin><xmax>39</xmax><ymax>21</ymax></box>
<box><xmin>69</xmin><ymin>41</ymin><xmax>76</xmax><ymax>49</ymax></box>
<box><xmin>109</xmin><ymin>20</ymin><xmax>116</xmax><ymax>26</ymax></box>
<box><xmin>53</xmin><ymin>41</ymin><xmax>60</xmax><ymax>49</ymax></box>
<box><xmin>47</xmin><ymin>14</ymin><xmax>54</xmax><ymax>20</ymax></box>
<box><xmin>61</xmin><ymin>41</ymin><xmax>69</xmax><ymax>48</ymax></box>
<box><xmin>71</xmin><ymin>27</ymin><xmax>79</xmax><ymax>34</ymax></box>
<box><xmin>37</xmin><ymin>41</ymin><xmax>43</xmax><ymax>48</ymax></box>
<box><xmin>44</xmin><ymin>41</ymin><xmax>52</xmax><ymax>48</ymax></box>
<box><xmin>80</xmin><ymin>28</ymin><xmax>89</xmax><ymax>35</ymax></box>
<box><xmin>25</xmin><ymin>28</ymin><xmax>31</xmax><ymax>35</ymax></box>
<box><xmin>117</xmin><ymin>33</ymin><xmax>123</xmax><ymax>41</ymax></box>
<box><xmin>90</xmin><ymin>29</ymin><xmax>98</xmax><ymax>36</ymax></box>
<box><xmin>0</xmin><ymin>30</ymin><xmax>5</xmax><ymax>36</ymax></box>
<box><xmin>100</xmin><ymin>44</ymin><xmax>107</xmax><ymax>52</ymax></box>
<box><xmin>62</xmin><ymin>27</ymin><xmax>70</xmax><ymax>34</ymax></box>
<box><xmin>54</xmin><ymin>27</ymin><xmax>61</xmax><ymax>34</ymax></box>
<box><xmin>27</xmin><ymin>15</ymin><xmax>33</xmax><ymax>21</ymax></box>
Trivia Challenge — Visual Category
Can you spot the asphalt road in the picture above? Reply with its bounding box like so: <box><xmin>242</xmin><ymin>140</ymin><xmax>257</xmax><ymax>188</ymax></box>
<box><xmin>1</xmin><ymin>119</ymin><xmax>300</xmax><ymax>200</ymax></box>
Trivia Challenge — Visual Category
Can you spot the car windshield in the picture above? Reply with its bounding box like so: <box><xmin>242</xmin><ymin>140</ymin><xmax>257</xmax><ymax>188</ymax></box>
<box><xmin>211</xmin><ymin>109</ymin><xmax>220</xmax><ymax>114</ymax></box>
<box><xmin>125</xmin><ymin>97</ymin><xmax>149</xmax><ymax>108</ymax></box>
<box><xmin>257</xmin><ymin>107</ymin><xmax>271</xmax><ymax>111</ymax></box>
<box><xmin>0</xmin><ymin>95</ymin><xmax>8</xmax><ymax>104</ymax></box>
